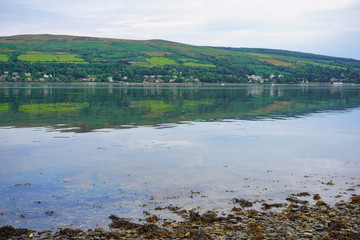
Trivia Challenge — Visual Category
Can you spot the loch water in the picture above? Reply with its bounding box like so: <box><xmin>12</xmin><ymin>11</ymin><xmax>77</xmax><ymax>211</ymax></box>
<box><xmin>0</xmin><ymin>84</ymin><xmax>359</xmax><ymax>230</ymax></box>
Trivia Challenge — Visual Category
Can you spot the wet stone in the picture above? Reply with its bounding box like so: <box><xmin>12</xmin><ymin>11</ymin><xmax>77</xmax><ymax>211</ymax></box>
<box><xmin>229</xmin><ymin>218</ymin><xmax>238</xmax><ymax>223</ymax></box>
<box><xmin>314</xmin><ymin>224</ymin><xmax>324</xmax><ymax>231</ymax></box>
<box><xmin>268</xmin><ymin>232</ymin><xmax>278</xmax><ymax>237</ymax></box>
<box><xmin>226</xmin><ymin>232</ymin><xmax>234</xmax><ymax>237</ymax></box>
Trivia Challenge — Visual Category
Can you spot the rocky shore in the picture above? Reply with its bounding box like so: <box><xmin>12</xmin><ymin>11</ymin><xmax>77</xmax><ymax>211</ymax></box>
<box><xmin>1</xmin><ymin>194</ymin><xmax>359</xmax><ymax>240</ymax></box>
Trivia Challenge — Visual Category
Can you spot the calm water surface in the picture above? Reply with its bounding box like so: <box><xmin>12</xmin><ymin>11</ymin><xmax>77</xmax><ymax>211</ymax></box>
<box><xmin>0</xmin><ymin>84</ymin><xmax>359</xmax><ymax>230</ymax></box>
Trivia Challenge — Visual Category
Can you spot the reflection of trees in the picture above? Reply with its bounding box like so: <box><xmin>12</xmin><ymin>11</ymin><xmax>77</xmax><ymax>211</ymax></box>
<box><xmin>0</xmin><ymin>85</ymin><xmax>360</xmax><ymax>132</ymax></box>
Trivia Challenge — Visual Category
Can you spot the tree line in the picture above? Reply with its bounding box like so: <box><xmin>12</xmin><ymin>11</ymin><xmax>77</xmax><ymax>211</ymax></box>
<box><xmin>1</xmin><ymin>54</ymin><xmax>360</xmax><ymax>84</ymax></box>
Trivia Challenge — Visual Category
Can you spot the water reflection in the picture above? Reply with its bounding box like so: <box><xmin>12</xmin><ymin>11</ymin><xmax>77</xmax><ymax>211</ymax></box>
<box><xmin>0</xmin><ymin>84</ymin><xmax>360</xmax><ymax>132</ymax></box>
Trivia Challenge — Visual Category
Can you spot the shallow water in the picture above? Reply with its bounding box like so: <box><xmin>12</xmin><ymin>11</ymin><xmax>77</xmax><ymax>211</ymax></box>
<box><xmin>0</xmin><ymin>84</ymin><xmax>359</xmax><ymax>230</ymax></box>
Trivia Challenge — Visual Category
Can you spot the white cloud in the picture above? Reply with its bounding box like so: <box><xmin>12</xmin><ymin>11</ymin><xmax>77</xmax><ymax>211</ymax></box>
<box><xmin>1</xmin><ymin>0</ymin><xmax>360</xmax><ymax>58</ymax></box>
<box><xmin>21</xmin><ymin>0</ymin><xmax>125</xmax><ymax>16</ymax></box>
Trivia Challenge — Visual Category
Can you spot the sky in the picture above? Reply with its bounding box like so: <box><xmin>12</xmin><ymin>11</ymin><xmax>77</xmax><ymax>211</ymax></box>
<box><xmin>1</xmin><ymin>0</ymin><xmax>360</xmax><ymax>59</ymax></box>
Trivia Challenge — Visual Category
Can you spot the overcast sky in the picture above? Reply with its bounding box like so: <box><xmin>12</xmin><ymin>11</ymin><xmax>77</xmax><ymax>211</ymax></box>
<box><xmin>1</xmin><ymin>0</ymin><xmax>360</xmax><ymax>59</ymax></box>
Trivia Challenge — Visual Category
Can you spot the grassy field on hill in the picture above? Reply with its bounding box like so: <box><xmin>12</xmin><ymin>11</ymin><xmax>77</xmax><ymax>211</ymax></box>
<box><xmin>17</xmin><ymin>51</ymin><xmax>86</xmax><ymax>63</ymax></box>
<box><xmin>0</xmin><ymin>34</ymin><xmax>359</xmax><ymax>83</ymax></box>
<box><xmin>0</xmin><ymin>54</ymin><xmax>8</xmax><ymax>61</ymax></box>
<box><xmin>138</xmin><ymin>57</ymin><xmax>177</xmax><ymax>67</ymax></box>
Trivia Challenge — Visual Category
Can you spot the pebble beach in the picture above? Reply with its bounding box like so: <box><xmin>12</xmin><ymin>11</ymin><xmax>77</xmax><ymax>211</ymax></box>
<box><xmin>1</xmin><ymin>194</ymin><xmax>359</xmax><ymax>240</ymax></box>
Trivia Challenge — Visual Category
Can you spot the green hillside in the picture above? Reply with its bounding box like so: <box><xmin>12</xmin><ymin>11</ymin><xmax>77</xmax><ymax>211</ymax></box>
<box><xmin>0</xmin><ymin>34</ymin><xmax>359</xmax><ymax>83</ymax></box>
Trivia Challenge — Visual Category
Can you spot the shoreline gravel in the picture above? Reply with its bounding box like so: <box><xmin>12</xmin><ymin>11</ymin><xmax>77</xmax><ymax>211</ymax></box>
<box><xmin>1</xmin><ymin>194</ymin><xmax>359</xmax><ymax>240</ymax></box>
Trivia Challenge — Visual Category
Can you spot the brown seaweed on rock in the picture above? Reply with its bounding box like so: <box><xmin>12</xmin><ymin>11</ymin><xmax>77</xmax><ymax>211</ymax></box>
<box><xmin>232</xmin><ymin>198</ymin><xmax>253</xmax><ymax>207</ymax></box>
<box><xmin>108</xmin><ymin>214</ymin><xmax>169</xmax><ymax>239</ymax></box>
<box><xmin>137</xmin><ymin>224</ymin><xmax>169</xmax><ymax>239</ymax></box>
<box><xmin>262</xmin><ymin>202</ymin><xmax>286</xmax><ymax>210</ymax></box>
<box><xmin>350</xmin><ymin>194</ymin><xmax>360</xmax><ymax>204</ymax></box>
<box><xmin>108</xmin><ymin>214</ymin><xmax>141</xmax><ymax>230</ymax></box>
<box><xmin>0</xmin><ymin>225</ymin><xmax>32</xmax><ymax>239</ymax></box>
<box><xmin>292</xmin><ymin>192</ymin><xmax>311</xmax><ymax>197</ymax></box>
<box><xmin>189</xmin><ymin>210</ymin><xmax>224</xmax><ymax>223</ymax></box>
<box><xmin>286</xmin><ymin>196</ymin><xmax>309</xmax><ymax>205</ymax></box>
<box><xmin>57</xmin><ymin>228</ymin><xmax>82</xmax><ymax>236</ymax></box>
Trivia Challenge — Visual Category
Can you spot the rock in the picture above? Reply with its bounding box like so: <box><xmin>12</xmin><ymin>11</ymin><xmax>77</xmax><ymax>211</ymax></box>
<box><xmin>319</xmin><ymin>231</ymin><xmax>328</xmax><ymax>237</ymax></box>
<box><xmin>171</xmin><ymin>223</ymin><xmax>179</xmax><ymax>228</ymax></box>
<box><xmin>314</xmin><ymin>224</ymin><xmax>324</xmax><ymax>231</ymax></box>
<box><xmin>229</xmin><ymin>218</ymin><xmax>238</xmax><ymax>223</ymax></box>
<box><xmin>329</xmin><ymin>212</ymin><xmax>336</xmax><ymax>217</ymax></box>
<box><xmin>268</xmin><ymin>232</ymin><xmax>278</xmax><ymax>237</ymax></box>
<box><xmin>94</xmin><ymin>228</ymin><xmax>104</xmax><ymax>232</ymax></box>
<box><xmin>237</xmin><ymin>232</ymin><xmax>247</xmax><ymax>238</ymax></box>
<box><xmin>226</xmin><ymin>232</ymin><xmax>234</xmax><ymax>237</ymax></box>
<box><xmin>233</xmin><ymin>223</ymin><xmax>242</xmax><ymax>228</ymax></box>
<box><xmin>290</xmin><ymin>208</ymin><xmax>298</xmax><ymax>212</ymax></box>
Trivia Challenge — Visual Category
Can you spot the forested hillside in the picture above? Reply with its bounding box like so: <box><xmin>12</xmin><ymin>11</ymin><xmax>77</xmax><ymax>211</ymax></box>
<box><xmin>0</xmin><ymin>34</ymin><xmax>359</xmax><ymax>84</ymax></box>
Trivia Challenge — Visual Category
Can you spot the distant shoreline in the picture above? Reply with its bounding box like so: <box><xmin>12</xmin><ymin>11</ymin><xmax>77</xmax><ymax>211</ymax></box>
<box><xmin>1</xmin><ymin>82</ymin><xmax>358</xmax><ymax>87</ymax></box>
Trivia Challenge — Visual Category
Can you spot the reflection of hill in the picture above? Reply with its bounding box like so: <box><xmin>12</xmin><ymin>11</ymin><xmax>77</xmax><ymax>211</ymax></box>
<box><xmin>0</xmin><ymin>85</ymin><xmax>360</xmax><ymax>132</ymax></box>
<box><xmin>18</xmin><ymin>102</ymin><xmax>90</xmax><ymax>114</ymax></box>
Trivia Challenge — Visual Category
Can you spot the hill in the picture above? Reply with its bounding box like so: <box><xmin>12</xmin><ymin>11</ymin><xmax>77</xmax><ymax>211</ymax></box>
<box><xmin>0</xmin><ymin>34</ymin><xmax>359</xmax><ymax>83</ymax></box>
